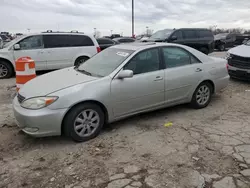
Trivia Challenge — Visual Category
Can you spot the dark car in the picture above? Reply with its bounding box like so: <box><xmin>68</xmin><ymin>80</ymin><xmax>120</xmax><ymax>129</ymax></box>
<box><xmin>113</xmin><ymin>37</ymin><xmax>136</xmax><ymax>44</ymax></box>
<box><xmin>96</xmin><ymin>38</ymin><xmax>117</xmax><ymax>50</ymax></box>
<box><xmin>214</xmin><ymin>33</ymin><xmax>237</xmax><ymax>51</ymax></box>
<box><xmin>146</xmin><ymin>28</ymin><xmax>214</xmax><ymax>54</ymax></box>
<box><xmin>110</xmin><ymin>34</ymin><xmax>121</xmax><ymax>39</ymax></box>
<box><xmin>235</xmin><ymin>34</ymin><xmax>250</xmax><ymax>46</ymax></box>
<box><xmin>0</xmin><ymin>34</ymin><xmax>11</xmax><ymax>43</ymax></box>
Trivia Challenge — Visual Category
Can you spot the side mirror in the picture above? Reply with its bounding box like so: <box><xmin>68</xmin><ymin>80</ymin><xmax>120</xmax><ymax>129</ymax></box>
<box><xmin>14</xmin><ymin>44</ymin><xmax>21</xmax><ymax>50</ymax></box>
<box><xmin>117</xmin><ymin>70</ymin><xmax>133</xmax><ymax>79</ymax></box>
<box><xmin>171</xmin><ymin>36</ymin><xmax>177</xmax><ymax>41</ymax></box>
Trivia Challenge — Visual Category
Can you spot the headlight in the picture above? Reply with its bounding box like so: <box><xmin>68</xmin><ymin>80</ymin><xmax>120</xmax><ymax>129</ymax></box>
<box><xmin>21</xmin><ymin>96</ymin><xmax>58</xmax><ymax>110</ymax></box>
<box><xmin>225</xmin><ymin>52</ymin><xmax>231</xmax><ymax>60</ymax></box>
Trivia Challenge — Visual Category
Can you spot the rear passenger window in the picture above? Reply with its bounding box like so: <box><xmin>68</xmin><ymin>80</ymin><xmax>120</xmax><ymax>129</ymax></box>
<box><xmin>162</xmin><ymin>47</ymin><xmax>200</xmax><ymax>68</ymax></box>
<box><xmin>69</xmin><ymin>35</ymin><xmax>94</xmax><ymax>46</ymax></box>
<box><xmin>43</xmin><ymin>35</ymin><xmax>94</xmax><ymax>48</ymax></box>
<box><xmin>198</xmin><ymin>30</ymin><xmax>213</xmax><ymax>38</ymax></box>
<box><xmin>183</xmin><ymin>30</ymin><xmax>197</xmax><ymax>39</ymax></box>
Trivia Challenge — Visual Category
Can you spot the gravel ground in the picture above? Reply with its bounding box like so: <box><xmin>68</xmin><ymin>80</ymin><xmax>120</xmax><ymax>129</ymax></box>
<box><xmin>1</xmin><ymin>52</ymin><xmax>250</xmax><ymax>188</ymax></box>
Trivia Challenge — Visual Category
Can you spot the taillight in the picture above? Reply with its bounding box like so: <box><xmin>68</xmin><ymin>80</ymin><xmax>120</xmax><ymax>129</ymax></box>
<box><xmin>226</xmin><ymin>63</ymin><xmax>229</xmax><ymax>70</ymax></box>
<box><xmin>97</xmin><ymin>47</ymin><xmax>101</xmax><ymax>53</ymax></box>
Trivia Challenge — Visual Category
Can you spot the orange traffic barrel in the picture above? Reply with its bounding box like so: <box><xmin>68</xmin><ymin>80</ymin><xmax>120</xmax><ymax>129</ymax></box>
<box><xmin>15</xmin><ymin>57</ymin><xmax>36</xmax><ymax>91</ymax></box>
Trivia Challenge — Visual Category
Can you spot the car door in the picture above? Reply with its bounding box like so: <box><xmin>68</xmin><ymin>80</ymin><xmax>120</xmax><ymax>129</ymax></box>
<box><xmin>43</xmin><ymin>34</ymin><xmax>73</xmax><ymax>69</ymax></box>
<box><xmin>111</xmin><ymin>48</ymin><xmax>165</xmax><ymax>118</ymax></box>
<box><xmin>162</xmin><ymin>46</ymin><xmax>204</xmax><ymax>104</ymax></box>
<box><xmin>13</xmin><ymin>35</ymin><xmax>47</xmax><ymax>70</ymax></box>
<box><xmin>169</xmin><ymin>30</ymin><xmax>185</xmax><ymax>44</ymax></box>
<box><xmin>181</xmin><ymin>30</ymin><xmax>200</xmax><ymax>50</ymax></box>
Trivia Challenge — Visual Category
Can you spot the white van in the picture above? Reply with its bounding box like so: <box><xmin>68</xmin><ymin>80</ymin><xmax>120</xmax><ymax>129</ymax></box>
<box><xmin>0</xmin><ymin>31</ymin><xmax>101</xmax><ymax>78</ymax></box>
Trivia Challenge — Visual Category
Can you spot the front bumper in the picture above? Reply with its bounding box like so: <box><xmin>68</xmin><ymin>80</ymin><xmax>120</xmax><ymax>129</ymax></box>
<box><xmin>228</xmin><ymin>65</ymin><xmax>250</xmax><ymax>81</ymax></box>
<box><xmin>13</xmin><ymin>96</ymin><xmax>68</xmax><ymax>137</ymax></box>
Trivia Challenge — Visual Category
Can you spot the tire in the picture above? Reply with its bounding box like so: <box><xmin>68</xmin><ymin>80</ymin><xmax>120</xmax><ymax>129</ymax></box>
<box><xmin>63</xmin><ymin>103</ymin><xmax>105</xmax><ymax>142</ymax></box>
<box><xmin>190</xmin><ymin>82</ymin><xmax>213</xmax><ymax>109</ymax></box>
<box><xmin>200</xmin><ymin>47</ymin><xmax>209</xmax><ymax>55</ymax></box>
<box><xmin>74</xmin><ymin>56</ymin><xmax>89</xmax><ymax>67</ymax></box>
<box><xmin>218</xmin><ymin>44</ymin><xmax>225</xmax><ymax>51</ymax></box>
<box><xmin>0</xmin><ymin>60</ymin><xmax>13</xmax><ymax>79</ymax></box>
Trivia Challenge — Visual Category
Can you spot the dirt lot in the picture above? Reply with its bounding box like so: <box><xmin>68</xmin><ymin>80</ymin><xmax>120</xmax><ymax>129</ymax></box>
<box><xmin>0</xmin><ymin>52</ymin><xmax>250</xmax><ymax>188</ymax></box>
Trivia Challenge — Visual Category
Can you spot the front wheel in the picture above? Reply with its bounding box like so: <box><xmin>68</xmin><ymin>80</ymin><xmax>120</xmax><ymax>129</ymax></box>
<box><xmin>63</xmin><ymin>103</ymin><xmax>104</xmax><ymax>142</ymax></box>
<box><xmin>190</xmin><ymin>82</ymin><xmax>212</xmax><ymax>109</ymax></box>
<box><xmin>0</xmin><ymin>61</ymin><xmax>13</xmax><ymax>79</ymax></box>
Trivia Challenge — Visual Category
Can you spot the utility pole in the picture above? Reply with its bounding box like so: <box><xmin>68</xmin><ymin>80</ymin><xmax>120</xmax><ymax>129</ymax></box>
<box><xmin>146</xmin><ymin>26</ymin><xmax>148</xmax><ymax>36</ymax></box>
<box><xmin>132</xmin><ymin>0</ymin><xmax>134</xmax><ymax>37</ymax></box>
<box><xmin>94</xmin><ymin>28</ymin><xmax>96</xmax><ymax>37</ymax></box>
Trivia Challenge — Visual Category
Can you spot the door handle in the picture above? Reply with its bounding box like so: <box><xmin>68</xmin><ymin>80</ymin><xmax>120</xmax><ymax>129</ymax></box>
<box><xmin>154</xmin><ymin>76</ymin><xmax>163</xmax><ymax>81</ymax></box>
<box><xmin>195</xmin><ymin>68</ymin><xmax>202</xmax><ymax>72</ymax></box>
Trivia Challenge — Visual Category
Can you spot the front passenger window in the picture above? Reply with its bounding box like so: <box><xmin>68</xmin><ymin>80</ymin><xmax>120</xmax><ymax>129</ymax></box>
<box><xmin>163</xmin><ymin>47</ymin><xmax>192</xmax><ymax>68</ymax></box>
<box><xmin>18</xmin><ymin>35</ymin><xmax>44</xmax><ymax>50</ymax></box>
<box><xmin>124</xmin><ymin>48</ymin><xmax>160</xmax><ymax>75</ymax></box>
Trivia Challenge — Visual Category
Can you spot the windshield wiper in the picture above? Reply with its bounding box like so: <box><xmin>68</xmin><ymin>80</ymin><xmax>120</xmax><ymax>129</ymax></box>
<box><xmin>76</xmin><ymin>68</ymin><xmax>92</xmax><ymax>76</ymax></box>
<box><xmin>76</xmin><ymin>68</ymin><xmax>103</xmax><ymax>77</ymax></box>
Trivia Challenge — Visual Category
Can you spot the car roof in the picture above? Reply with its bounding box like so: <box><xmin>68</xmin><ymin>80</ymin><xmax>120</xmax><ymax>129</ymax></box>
<box><xmin>110</xmin><ymin>42</ymin><xmax>187</xmax><ymax>51</ymax></box>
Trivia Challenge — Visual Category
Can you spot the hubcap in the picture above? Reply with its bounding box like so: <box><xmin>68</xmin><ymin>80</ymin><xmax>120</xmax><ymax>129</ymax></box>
<box><xmin>0</xmin><ymin>64</ymin><xmax>8</xmax><ymax>78</ymax></box>
<box><xmin>74</xmin><ymin>109</ymin><xmax>100</xmax><ymax>137</ymax></box>
<box><xmin>196</xmin><ymin>85</ymin><xmax>210</xmax><ymax>105</ymax></box>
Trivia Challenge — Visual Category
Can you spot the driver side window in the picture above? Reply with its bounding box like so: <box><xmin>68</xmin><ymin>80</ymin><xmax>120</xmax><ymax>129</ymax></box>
<box><xmin>124</xmin><ymin>48</ymin><xmax>160</xmax><ymax>75</ymax></box>
<box><xmin>18</xmin><ymin>35</ymin><xmax>44</xmax><ymax>50</ymax></box>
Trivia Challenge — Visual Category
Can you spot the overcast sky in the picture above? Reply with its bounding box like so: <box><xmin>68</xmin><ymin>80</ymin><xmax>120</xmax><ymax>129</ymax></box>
<box><xmin>1</xmin><ymin>0</ymin><xmax>250</xmax><ymax>36</ymax></box>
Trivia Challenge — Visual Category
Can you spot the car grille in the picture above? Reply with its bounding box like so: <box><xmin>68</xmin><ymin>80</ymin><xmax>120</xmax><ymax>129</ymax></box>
<box><xmin>228</xmin><ymin>70</ymin><xmax>250</xmax><ymax>80</ymax></box>
<box><xmin>228</xmin><ymin>55</ymin><xmax>250</xmax><ymax>69</ymax></box>
<box><xmin>17</xmin><ymin>93</ymin><xmax>25</xmax><ymax>103</ymax></box>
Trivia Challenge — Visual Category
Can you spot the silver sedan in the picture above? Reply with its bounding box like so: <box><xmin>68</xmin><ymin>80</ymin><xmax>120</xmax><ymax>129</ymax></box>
<box><xmin>13</xmin><ymin>43</ymin><xmax>229</xmax><ymax>142</ymax></box>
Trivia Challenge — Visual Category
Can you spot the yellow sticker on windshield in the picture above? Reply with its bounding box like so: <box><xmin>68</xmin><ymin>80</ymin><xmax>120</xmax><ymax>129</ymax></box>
<box><xmin>116</xmin><ymin>52</ymin><xmax>129</xmax><ymax>57</ymax></box>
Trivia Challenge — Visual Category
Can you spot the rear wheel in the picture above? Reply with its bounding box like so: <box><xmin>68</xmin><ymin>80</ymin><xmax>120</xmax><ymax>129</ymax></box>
<box><xmin>0</xmin><ymin>60</ymin><xmax>13</xmax><ymax>79</ymax></box>
<box><xmin>218</xmin><ymin>44</ymin><xmax>225</xmax><ymax>51</ymax></box>
<box><xmin>200</xmin><ymin>47</ymin><xmax>209</xmax><ymax>55</ymax></box>
<box><xmin>74</xmin><ymin>56</ymin><xmax>89</xmax><ymax>67</ymax></box>
<box><xmin>191</xmin><ymin>82</ymin><xmax>213</xmax><ymax>109</ymax></box>
<box><xmin>63</xmin><ymin>103</ymin><xmax>104</xmax><ymax>142</ymax></box>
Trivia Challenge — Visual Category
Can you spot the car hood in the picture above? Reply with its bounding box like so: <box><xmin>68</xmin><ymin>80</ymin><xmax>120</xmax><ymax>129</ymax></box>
<box><xmin>228</xmin><ymin>45</ymin><xmax>250</xmax><ymax>58</ymax></box>
<box><xmin>19</xmin><ymin>67</ymin><xmax>98</xmax><ymax>98</ymax></box>
<box><xmin>214</xmin><ymin>36</ymin><xmax>226</xmax><ymax>40</ymax></box>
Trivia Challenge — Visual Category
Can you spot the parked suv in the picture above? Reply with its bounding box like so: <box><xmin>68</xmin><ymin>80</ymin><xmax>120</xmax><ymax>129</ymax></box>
<box><xmin>227</xmin><ymin>40</ymin><xmax>250</xmax><ymax>80</ymax></box>
<box><xmin>146</xmin><ymin>28</ymin><xmax>214</xmax><ymax>54</ymax></box>
<box><xmin>0</xmin><ymin>32</ymin><xmax>100</xmax><ymax>79</ymax></box>
<box><xmin>214</xmin><ymin>33</ymin><xmax>237</xmax><ymax>51</ymax></box>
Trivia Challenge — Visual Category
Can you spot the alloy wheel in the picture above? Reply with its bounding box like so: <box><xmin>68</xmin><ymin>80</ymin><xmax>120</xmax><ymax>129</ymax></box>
<box><xmin>0</xmin><ymin>64</ymin><xmax>8</xmax><ymax>78</ymax></box>
<box><xmin>74</xmin><ymin>109</ymin><xmax>100</xmax><ymax>137</ymax></box>
<box><xmin>196</xmin><ymin>85</ymin><xmax>210</xmax><ymax>105</ymax></box>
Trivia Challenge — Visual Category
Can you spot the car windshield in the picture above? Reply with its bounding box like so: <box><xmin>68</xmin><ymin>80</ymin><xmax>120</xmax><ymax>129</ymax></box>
<box><xmin>2</xmin><ymin>36</ymin><xmax>23</xmax><ymax>48</ymax></box>
<box><xmin>215</xmin><ymin>33</ymin><xmax>228</xmax><ymax>38</ymax></box>
<box><xmin>77</xmin><ymin>48</ymin><xmax>134</xmax><ymax>77</ymax></box>
<box><xmin>150</xmin><ymin>29</ymin><xmax>173</xmax><ymax>39</ymax></box>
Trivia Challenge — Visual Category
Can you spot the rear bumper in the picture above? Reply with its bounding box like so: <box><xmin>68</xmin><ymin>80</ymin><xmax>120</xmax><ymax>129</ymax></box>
<box><xmin>214</xmin><ymin>75</ymin><xmax>230</xmax><ymax>92</ymax></box>
<box><xmin>228</xmin><ymin>65</ymin><xmax>250</xmax><ymax>81</ymax></box>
